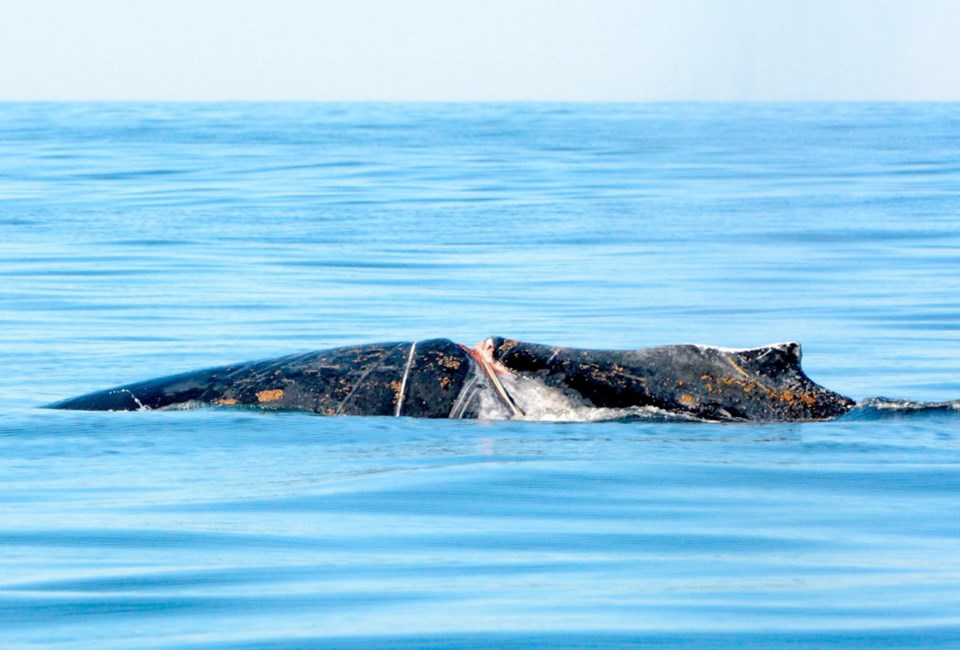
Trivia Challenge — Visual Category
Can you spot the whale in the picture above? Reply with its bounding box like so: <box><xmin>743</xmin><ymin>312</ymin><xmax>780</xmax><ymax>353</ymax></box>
<box><xmin>48</xmin><ymin>337</ymin><xmax>856</xmax><ymax>422</ymax></box>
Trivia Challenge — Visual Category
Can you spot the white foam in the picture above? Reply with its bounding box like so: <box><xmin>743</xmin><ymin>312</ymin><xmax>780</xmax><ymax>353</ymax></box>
<box><xmin>691</xmin><ymin>341</ymin><xmax>799</xmax><ymax>354</ymax></box>
<box><xmin>475</xmin><ymin>373</ymin><xmax>699</xmax><ymax>423</ymax></box>
<box><xmin>858</xmin><ymin>397</ymin><xmax>960</xmax><ymax>412</ymax></box>
<box><xmin>159</xmin><ymin>400</ymin><xmax>203</xmax><ymax>411</ymax></box>
<box><xmin>109</xmin><ymin>388</ymin><xmax>151</xmax><ymax>411</ymax></box>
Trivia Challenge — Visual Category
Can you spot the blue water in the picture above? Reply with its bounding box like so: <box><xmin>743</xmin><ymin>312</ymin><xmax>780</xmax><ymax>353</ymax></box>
<box><xmin>1</xmin><ymin>103</ymin><xmax>959</xmax><ymax>648</ymax></box>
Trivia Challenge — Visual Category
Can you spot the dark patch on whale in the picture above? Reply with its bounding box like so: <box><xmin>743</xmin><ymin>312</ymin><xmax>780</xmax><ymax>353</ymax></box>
<box><xmin>486</xmin><ymin>338</ymin><xmax>853</xmax><ymax>422</ymax></box>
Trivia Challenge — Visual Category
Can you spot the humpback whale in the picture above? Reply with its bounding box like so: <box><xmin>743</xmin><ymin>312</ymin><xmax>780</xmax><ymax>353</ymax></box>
<box><xmin>49</xmin><ymin>338</ymin><xmax>856</xmax><ymax>422</ymax></box>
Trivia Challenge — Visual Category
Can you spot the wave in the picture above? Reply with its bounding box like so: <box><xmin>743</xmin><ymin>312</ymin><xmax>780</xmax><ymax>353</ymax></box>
<box><xmin>848</xmin><ymin>397</ymin><xmax>960</xmax><ymax>419</ymax></box>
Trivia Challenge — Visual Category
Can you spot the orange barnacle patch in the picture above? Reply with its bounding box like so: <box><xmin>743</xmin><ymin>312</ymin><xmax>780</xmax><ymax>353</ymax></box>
<box><xmin>439</xmin><ymin>376</ymin><xmax>451</xmax><ymax>390</ymax></box>
<box><xmin>438</xmin><ymin>355</ymin><xmax>462</xmax><ymax>370</ymax></box>
<box><xmin>680</xmin><ymin>395</ymin><xmax>694</xmax><ymax>404</ymax></box>
<box><xmin>719</xmin><ymin>377</ymin><xmax>759</xmax><ymax>394</ymax></box>
<box><xmin>724</xmin><ymin>358</ymin><xmax>749</xmax><ymax>377</ymax></box>
<box><xmin>256</xmin><ymin>389</ymin><xmax>284</xmax><ymax>403</ymax></box>
<box><xmin>214</xmin><ymin>398</ymin><xmax>238</xmax><ymax>406</ymax></box>
<box><xmin>389</xmin><ymin>380</ymin><xmax>403</xmax><ymax>402</ymax></box>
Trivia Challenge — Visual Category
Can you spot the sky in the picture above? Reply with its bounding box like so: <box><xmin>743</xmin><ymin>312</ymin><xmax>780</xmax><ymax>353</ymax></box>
<box><xmin>1</xmin><ymin>0</ymin><xmax>958</xmax><ymax>101</ymax></box>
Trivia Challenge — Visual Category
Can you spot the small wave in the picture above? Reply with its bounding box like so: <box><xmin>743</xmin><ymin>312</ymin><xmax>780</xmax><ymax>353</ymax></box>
<box><xmin>850</xmin><ymin>397</ymin><xmax>960</xmax><ymax>418</ymax></box>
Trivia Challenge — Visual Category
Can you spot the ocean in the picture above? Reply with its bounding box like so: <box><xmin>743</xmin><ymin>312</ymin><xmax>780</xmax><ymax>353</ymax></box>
<box><xmin>1</xmin><ymin>102</ymin><xmax>959</xmax><ymax>648</ymax></box>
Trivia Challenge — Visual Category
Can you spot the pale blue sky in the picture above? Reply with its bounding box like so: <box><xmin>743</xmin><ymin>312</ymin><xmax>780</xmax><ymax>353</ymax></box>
<box><xmin>1</xmin><ymin>0</ymin><xmax>958</xmax><ymax>100</ymax></box>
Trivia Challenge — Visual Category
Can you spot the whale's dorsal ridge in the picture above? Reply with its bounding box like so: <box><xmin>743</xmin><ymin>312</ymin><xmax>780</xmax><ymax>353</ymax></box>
<box><xmin>50</xmin><ymin>337</ymin><xmax>855</xmax><ymax>422</ymax></box>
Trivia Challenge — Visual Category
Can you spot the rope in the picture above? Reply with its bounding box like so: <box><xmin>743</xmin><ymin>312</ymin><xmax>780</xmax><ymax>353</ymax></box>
<box><xmin>394</xmin><ymin>342</ymin><xmax>417</xmax><ymax>417</ymax></box>
<box><xmin>460</xmin><ymin>342</ymin><xmax>524</xmax><ymax>418</ymax></box>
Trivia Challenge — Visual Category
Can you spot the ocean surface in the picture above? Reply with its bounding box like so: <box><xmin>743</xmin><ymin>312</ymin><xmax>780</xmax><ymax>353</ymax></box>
<box><xmin>1</xmin><ymin>103</ymin><xmax>959</xmax><ymax>648</ymax></box>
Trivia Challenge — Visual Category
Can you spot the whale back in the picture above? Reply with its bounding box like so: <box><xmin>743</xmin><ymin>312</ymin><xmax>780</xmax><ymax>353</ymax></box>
<box><xmin>489</xmin><ymin>338</ymin><xmax>855</xmax><ymax>422</ymax></box>
<box><xmin>49</xmin><ymin>339</ymin><xmax>474</xmax><ymax>417</ymax></box>
<box><xmin>50</xmin><ymin>337</ymin><xmax>855</xmax><ymax>422</ymax></box>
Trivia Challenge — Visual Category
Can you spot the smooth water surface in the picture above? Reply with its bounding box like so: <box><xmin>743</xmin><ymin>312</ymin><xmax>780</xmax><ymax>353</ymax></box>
<box><xmin>1</xmin><ymin>103</ymin><xmax>959</xmax><ymax>648</ymax></box>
